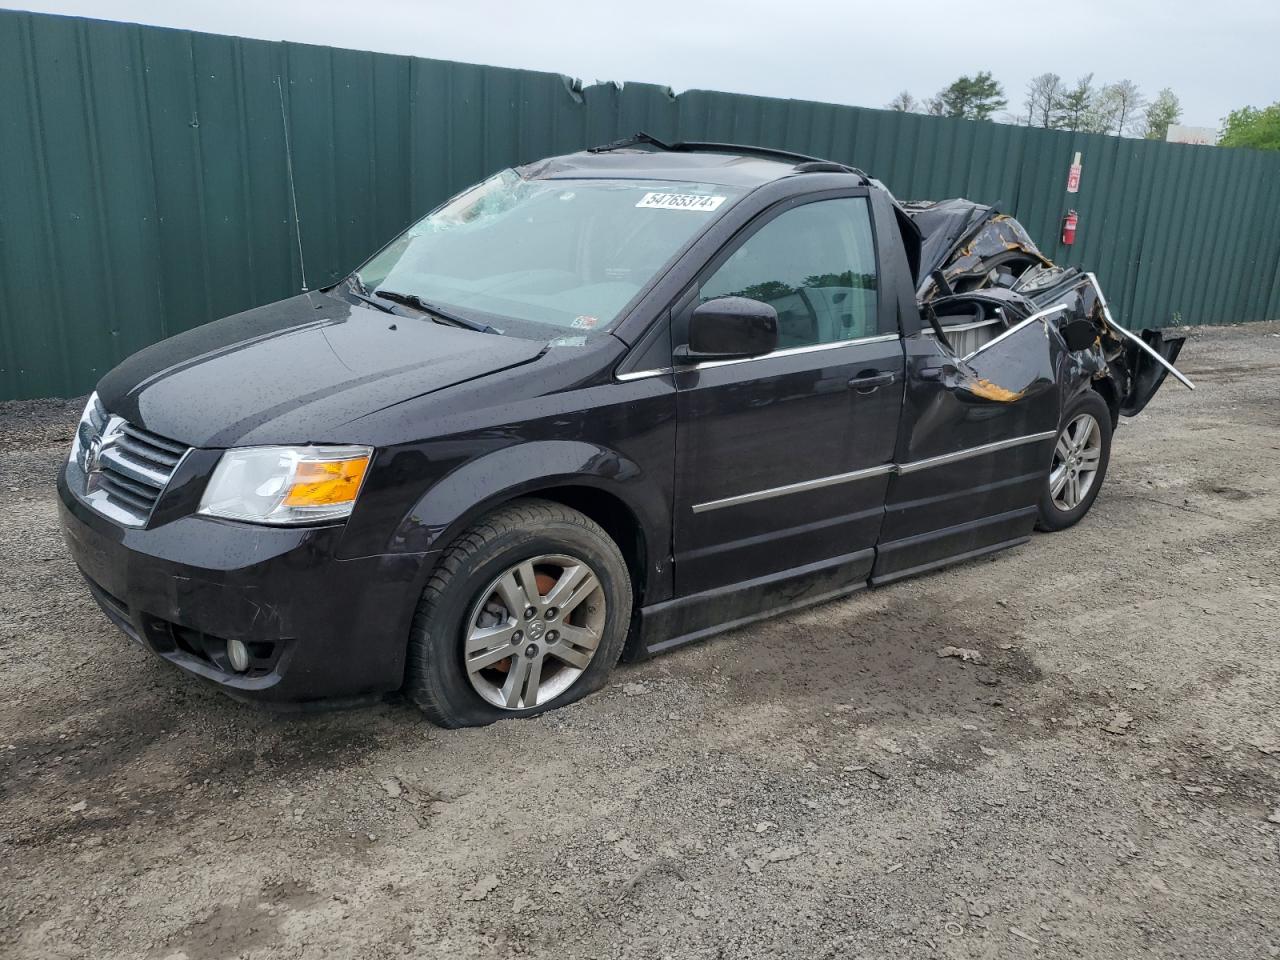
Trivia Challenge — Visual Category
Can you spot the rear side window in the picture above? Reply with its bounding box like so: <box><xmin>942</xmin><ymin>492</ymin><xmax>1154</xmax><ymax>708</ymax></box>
<box><xmin>699</xmin><ymin>197</ymin><xmax>879</xmax><ymax>348</ymax></box>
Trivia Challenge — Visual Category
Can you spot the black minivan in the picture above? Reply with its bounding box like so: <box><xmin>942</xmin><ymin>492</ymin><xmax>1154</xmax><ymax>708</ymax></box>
<box><xmin>58</xmin><ymin>137</ymin><xmax>1186</xmax><ymax>726</ymax></box>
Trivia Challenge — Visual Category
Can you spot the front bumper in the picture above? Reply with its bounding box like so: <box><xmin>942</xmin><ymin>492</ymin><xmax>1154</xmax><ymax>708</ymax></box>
<box><xmin>57</xmin><ymin>467</ymin><xmax>432</xmax><ymax>705</ymax></box>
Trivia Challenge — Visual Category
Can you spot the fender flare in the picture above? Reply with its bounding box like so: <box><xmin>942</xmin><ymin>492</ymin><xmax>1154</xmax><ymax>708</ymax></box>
<box><xmin>390</xmin><ymin>439</ymin><xmax>666</xmax><ymax>582</ymax></box>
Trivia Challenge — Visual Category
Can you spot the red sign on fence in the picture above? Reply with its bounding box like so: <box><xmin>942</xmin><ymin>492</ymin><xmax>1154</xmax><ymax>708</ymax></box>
<box><xmin>1067</xmin><ymin>151</ymin><xmax>1083</xmax><ymax>194</ymax></box>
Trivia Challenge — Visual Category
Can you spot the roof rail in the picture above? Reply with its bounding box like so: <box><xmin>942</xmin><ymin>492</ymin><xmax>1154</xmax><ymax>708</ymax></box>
<box><xmin>587</xmin><ymin>131</ymin><xmax>867</xmax><ymax>179</ymax></box>
<box><xmin>587</xmin><ymin>131</ymin><xmax>675</xmax><ymax>153</ymax></box>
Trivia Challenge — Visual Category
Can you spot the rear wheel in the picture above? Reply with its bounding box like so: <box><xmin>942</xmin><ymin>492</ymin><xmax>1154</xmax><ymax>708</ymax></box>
<box><xmin>405</xmin><ymin>499</ymin><xmax>631</xmax><ymax>727</ymax></box>
<box><xmin>1036</xmin><ymin>390</ymin><xmax>1112</xmax><ymax>532</ymax></box>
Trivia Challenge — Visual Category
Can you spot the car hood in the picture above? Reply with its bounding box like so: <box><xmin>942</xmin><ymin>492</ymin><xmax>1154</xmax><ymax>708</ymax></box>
<box><xmin>97</xmin><ymin>292</ymin><xmax>547</xmax><ymax>448</ymax></box>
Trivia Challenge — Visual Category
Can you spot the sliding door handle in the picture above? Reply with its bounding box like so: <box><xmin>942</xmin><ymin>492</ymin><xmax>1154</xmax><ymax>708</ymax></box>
<box><xmin>848</xmin><ymin>370</ymin><xmax>896</xmax><ymax>394</ymax></box>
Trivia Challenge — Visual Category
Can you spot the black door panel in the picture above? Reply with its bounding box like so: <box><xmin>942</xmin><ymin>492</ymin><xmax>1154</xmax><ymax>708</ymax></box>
<box><xmin>874</xmin><ymin>322</ymin><xmax>1060</xmax><ymax>581</ymax></box>
<box><xmin>671</xmin><ymin>192</ymin><xmax>902</xmax><ymax>600</ymax></box>
<box><xmin>872</xmin><ymin>460</ymin><xmax>1049</xmax><ymax>584</ymax></box>
<box><xmin>675</xmin><ymin>337</ymin><xmax>903</xmax><ymax>594</ymax></box>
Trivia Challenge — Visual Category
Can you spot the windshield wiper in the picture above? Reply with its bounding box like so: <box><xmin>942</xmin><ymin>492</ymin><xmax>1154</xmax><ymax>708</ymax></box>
<box><xmin>343</xmin><ymin>275</ymin><xmax>396</xmax><ymax>314</ymax></box>
<box><xmin>373</xmin><ymin>289</ymin><xmax>501</xmax><ymax>335</ymax></box>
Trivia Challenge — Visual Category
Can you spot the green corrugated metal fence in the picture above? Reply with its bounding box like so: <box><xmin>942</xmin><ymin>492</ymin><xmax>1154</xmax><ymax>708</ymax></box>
<box><xmin>3</xmin><ymin>10</ymin><xmax>1279</xmax><ymax>400</ymax></box>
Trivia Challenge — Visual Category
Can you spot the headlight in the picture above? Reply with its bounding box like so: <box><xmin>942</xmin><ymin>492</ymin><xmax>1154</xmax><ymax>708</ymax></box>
<box><xmin>198</xmin><ymin>445</ymin><xmax>372</xmax><ymax>525</ymax></box>
<box><xmin>68</xmin><ymin>392</ymin><xmax>105</xmax><ymax>470</ymax></box>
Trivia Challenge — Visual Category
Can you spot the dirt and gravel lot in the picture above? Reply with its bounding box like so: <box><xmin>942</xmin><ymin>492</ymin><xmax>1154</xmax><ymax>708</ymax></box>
<box><xmin>1</xmin><ymin>321</ymin><xmax>1279</xmax><ymax>960</ymax></box>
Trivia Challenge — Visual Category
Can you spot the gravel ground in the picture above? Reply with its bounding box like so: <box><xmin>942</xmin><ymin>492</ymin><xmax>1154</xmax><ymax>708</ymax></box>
<box><xmin>2</xmin><ymin>322</ymin><xmax>1279</xmax><ymax>960</ymax></box>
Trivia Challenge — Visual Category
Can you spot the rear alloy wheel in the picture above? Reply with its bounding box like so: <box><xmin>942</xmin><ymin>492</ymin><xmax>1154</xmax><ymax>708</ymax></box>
<box><xmin>1051</xmin><ymin>414</ymin><xmax>1103</xmax><ymax>511</ymax></box>
<box><xmin>1036</xmin><ymin>390</ymin><xmax>1112</xmax><ymax>532</ymax></box>
<box><xmin>405</xmin><ymin>499</ymin><xmax>631</xmax><ymax>727</ymax></box>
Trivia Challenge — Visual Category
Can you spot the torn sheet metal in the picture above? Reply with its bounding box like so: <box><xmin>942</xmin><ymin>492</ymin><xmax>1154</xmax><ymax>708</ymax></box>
<box><xmin>928</xmin><ymin>304</ymin><xmax>1074</xmax><ymax>406</ymax></box>
<box><xmin>904</xmin><ymin>199</ymin><xmax>1194</xmax><ymax>417</ymax></box>
<box><xmin>1082</xmin><ymin>272</ymin><xmax>1195</xmax><ymax>392</ymax></box>
<box><xmin>906</xmin><ymin>200</ymin><xmax>1052</xmax><ymax>302</ymax></box>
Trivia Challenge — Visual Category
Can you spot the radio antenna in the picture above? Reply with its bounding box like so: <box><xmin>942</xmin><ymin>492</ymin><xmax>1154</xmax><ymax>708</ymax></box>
<box><xmin>276</xmin><ymin>76</ymin><xmax>308</xmax><ymax>292</ymax></box>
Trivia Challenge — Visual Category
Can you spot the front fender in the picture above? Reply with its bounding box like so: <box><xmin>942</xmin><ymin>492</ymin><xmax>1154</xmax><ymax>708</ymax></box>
<box><xmin>387</xmin><ymin>439</ymin><xmax>669</xmax><ymax>582</ymax></box>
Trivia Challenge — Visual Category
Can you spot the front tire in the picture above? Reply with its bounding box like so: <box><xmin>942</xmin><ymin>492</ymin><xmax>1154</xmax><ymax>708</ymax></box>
<box><xmin>1036</xmin><ymin>390</ymin><xmax>1112</xmax><ymax>532</ymax></box>
<box><xmin>404</xmin><ymin>499</ymin><xmax>632</xmax><ymax>728</ymax></box>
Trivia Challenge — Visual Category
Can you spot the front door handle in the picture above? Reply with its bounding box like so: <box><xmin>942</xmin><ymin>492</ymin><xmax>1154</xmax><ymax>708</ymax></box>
<box><xmin>849</xmin><ymin>370</ymin><xmax>896</xmax><ymax>394</ymax></box>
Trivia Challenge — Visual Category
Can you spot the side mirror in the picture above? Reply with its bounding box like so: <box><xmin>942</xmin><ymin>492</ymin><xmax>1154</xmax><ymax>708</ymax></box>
<box><xmin>675</xmin><ymin>297</ymin><xmax>778</xmax><ymax>363</ymax></box>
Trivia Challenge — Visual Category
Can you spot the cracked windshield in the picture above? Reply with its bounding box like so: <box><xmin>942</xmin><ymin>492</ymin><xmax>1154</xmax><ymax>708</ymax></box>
<box><xmin>355</xmin><ymin>169</ymin><xmax>742</xmax><ymax>338</ymax></box>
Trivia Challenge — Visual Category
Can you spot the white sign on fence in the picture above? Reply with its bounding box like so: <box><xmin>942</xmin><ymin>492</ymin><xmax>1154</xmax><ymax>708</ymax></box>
<box><xmin>1165</xmin><ymin>125</ymin><xmax>1218</xmax><ymax>145</ymax></box>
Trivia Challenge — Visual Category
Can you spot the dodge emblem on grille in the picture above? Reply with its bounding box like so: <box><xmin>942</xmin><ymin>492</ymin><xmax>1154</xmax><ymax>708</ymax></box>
<box><xmin>85</xmin><ymin>417</ymin><xmax>126</xmax><ymax>491</ymax></box>
<box><xmin>85</xmin><ymin>434</ymin><xmax>103</xmax><ymax>472</ymax></box>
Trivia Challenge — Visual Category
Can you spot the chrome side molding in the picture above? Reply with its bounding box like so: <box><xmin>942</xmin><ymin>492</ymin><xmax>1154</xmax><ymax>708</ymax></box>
<box><xmin>692</xmin><ymin>431</ymin><xmax>1057</xmax><ymax>513</ymax></box>
<box><xmin>691</xmin><ymin>464</ymin><xmax>896</xmax><ymax>513</ymax></box>
<box><xmin>615</xmin><ymin>332</ymin><xmax>902</xmax><ymax>382</ymax></box>
<box><xmin>895</xmin><ymin>431</ymin><xmax>1057</xmax><ymax>475</ymax></box>
<box><xmin>962</xmin><ymin>303</ymin><xmax>1071</xmax><ymax>362</ymax></box>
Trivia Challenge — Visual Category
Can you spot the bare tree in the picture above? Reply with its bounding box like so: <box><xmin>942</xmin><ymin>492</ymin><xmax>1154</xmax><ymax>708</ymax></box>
<box><xmin>886</xmin><ymin>91</ymin><xmax>919</xmax><ymax>112</ymax></box>
<box><xmin>1089</xmin><ymin>86</ymin><xmax>1120</xmax><ymax>134</ymax></box>
<box><xmin>1099</xmin><ymin>79</ymin><xmax>1146</xmax><ymax>136</ymax></box>
<box><xmin>1081</xmin><ymin>83</ymin><xmax>1128</xmax><ymax>135</ymax></box>
<box><xmin>1024</xmin><ymin>73</ymin><xmax>1064</xmax><ymax>127</ymax></box>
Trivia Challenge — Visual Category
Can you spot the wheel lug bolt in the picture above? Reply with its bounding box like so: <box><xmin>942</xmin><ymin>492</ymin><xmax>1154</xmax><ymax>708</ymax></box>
<box><xmin>511</xmin><ymin>630</ymin><xmax>523</xmax><ymax>644</ymax></box>
<box><xmin>524</xmin><ymin>606</ymin><xmax>537</xmax><ymax>620</ymax></box>
<box><xmin>546</xmin><ymin>630</ymin><xmax>558</xmax><ymax>644</ymax></box>
<box><xmin>525</xmin><ymin>644</ymin><xmax>538</xmax><ymax>658</ymax></box>
<box><xmin>545</xmin><ymin>607</ymin><xmax>558</xmax><ymax>620</ymax></box>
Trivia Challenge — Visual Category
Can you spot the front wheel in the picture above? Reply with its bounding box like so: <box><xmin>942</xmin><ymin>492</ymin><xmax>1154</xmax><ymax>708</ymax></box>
<box><xmin>1036</xmin><ymin>390</ymin><xmax>1112</xmax><ymax>532</ymax></box>
<box><xmin>404</xmin><ymin>499</ymin><xmax>632</xmax><ymax>728</ymax></box>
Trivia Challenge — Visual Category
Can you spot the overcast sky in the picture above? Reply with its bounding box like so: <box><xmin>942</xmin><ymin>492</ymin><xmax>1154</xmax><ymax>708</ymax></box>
<box><xmin>5</xmin><ymin>0</ymin><xmax>1276</xmax><ymax>128</ymax></box>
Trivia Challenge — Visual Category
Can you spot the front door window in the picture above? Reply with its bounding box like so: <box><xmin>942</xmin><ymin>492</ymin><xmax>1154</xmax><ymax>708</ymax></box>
<box><xmin>698</xmin><ymin>197</ymin><xmax>879</xmax><ymax>348</ymax></box>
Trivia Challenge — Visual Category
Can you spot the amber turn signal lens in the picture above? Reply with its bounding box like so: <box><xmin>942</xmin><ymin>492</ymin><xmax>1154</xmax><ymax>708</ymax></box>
<box><xmin>282</xmin><ymin>456</ymin><xmax>370</xmax><ymax>507</ymax></box>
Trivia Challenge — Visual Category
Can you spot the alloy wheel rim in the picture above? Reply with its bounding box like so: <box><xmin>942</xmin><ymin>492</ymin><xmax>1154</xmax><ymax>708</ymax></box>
<box><xmin>1050</xmin><ymin>412</ymin><xmax>1102</xmax><ymax>512</ymax></box>
<box><xmin>463</xmin><ymin>554</ymin><xmax>606</xmax><ymax>710</ymax></box>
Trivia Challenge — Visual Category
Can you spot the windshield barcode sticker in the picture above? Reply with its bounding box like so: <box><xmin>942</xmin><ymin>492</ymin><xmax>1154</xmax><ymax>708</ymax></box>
<box><xmin>636</xmin><ymin>192</ymin><xmax>727</xmax><ymax>212</ymax></box>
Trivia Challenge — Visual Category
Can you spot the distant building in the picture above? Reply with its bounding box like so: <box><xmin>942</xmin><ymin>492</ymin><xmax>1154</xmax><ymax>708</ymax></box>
<box><xmin>1165</xmin><ymin>124</ymin><xmax>1218</xmax><ymax>145</ymax></box>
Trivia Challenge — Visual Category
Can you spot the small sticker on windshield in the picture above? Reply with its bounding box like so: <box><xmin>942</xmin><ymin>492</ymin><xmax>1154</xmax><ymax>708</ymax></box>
<box><xmin>571</xmin><ymin>315</ymin><xmax>599</xmax><ymax>329</ymax></box>
<box><xmin>636</xmin><ymin>192</ymin><xmax>727</xmax><ymax>212</ymax></box>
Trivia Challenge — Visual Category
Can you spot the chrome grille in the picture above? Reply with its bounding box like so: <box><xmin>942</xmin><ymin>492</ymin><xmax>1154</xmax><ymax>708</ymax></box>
<box><xmin>70</xmin><ymin>395</ymin><xmax>189</xmax><ymax>527</ymax></box>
